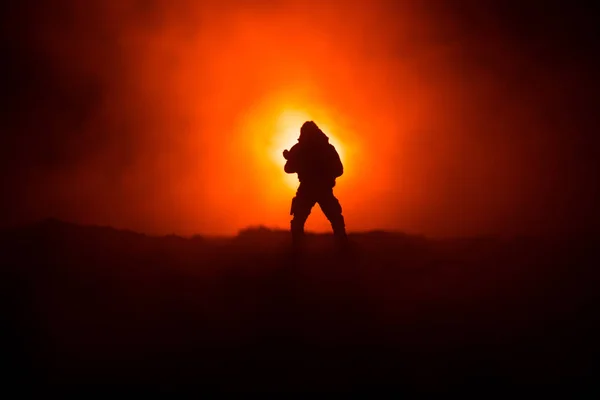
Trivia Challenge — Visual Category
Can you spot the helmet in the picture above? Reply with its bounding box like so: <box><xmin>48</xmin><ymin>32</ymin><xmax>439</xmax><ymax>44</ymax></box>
<box><xmin>299</xmin><ymin>120</ymin><xmax>328</xmax><ymax>142</ymax></box>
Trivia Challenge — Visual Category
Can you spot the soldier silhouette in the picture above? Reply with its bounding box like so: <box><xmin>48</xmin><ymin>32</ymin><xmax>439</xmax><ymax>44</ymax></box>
<box><xmin>283</xmin><ymin>121</ymin><xmax>348</xmax><ymax>249</ymax></box>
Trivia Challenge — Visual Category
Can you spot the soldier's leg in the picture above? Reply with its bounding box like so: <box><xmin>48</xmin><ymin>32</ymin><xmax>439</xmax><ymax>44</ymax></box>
<box><xmin>317</xmin><ymin>191</ymin><xmax>347</xmax><ymax>243</ymax></box>
<box><xmin>290</xmin><ymin>194</ymin><xmax>315</xmax><ymax>247</ymax></box>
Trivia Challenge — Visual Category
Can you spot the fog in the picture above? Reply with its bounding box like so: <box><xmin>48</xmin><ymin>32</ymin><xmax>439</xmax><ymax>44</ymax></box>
<box><xmin>1</xmin><ymin>0</ymin><xmax>598</xmax><ymax>237</ymax></box>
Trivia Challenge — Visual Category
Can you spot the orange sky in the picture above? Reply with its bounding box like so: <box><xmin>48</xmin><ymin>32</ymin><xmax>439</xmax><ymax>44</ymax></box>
<box><xmin>2</xmin><ymin>0</ymin><xmax>597</xmax><ymax>237</ymax></box>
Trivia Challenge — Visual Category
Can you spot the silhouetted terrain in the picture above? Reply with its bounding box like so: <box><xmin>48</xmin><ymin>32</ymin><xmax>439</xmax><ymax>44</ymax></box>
<box><xmin>1</xmin><ymin>219</ymin><xmax>598</xmax><ymax>392</ymax></box>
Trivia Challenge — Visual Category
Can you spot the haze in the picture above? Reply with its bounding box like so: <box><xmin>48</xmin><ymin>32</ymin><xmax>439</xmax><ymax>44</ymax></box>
<box><xmin>1</xmin><ymin>0</ymin><xmax>598</xmax><ymax>237</ymax></box>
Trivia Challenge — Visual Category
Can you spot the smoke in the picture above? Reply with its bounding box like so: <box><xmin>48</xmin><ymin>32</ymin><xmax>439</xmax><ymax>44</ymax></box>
<box><xmin>1</xmin><ymin>0</ymin><xmax>598</xmax><ymax>236</ymax></box>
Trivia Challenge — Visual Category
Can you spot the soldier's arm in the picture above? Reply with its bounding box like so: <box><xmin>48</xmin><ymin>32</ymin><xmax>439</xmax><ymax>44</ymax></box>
<box><xmin>330</xmin><ymin>146</ymin><xmax>344</xmax><ymax>178</ymax></box>
<box><xmin>284</xmin><ymin>145</ymin><xmax>299</xmax><ymax>173</ymax></box>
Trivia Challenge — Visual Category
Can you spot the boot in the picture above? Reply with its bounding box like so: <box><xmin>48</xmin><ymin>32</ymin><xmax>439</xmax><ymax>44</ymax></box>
<box><xmin>291</xmin><ymin>220</ymin><xmax>306</xmax><ymax>252</ymax></box>
<box><xmin>334</xmin><ymin>230</ymin><xmax>349</xmax><ymax>252</ymax></box>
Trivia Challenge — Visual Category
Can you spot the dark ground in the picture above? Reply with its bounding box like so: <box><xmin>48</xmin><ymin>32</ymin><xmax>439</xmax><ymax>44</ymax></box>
<box><xmin>1</xmin><ymin>219</ymin><xmax>598</xmax><ymax>393</ymax></box>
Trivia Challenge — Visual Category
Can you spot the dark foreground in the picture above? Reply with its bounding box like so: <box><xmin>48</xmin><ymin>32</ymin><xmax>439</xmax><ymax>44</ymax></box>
<box><xmin>1</xmin><ymin>220</ymin><xmax>598</xmax><ymax>392</ymax></box>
